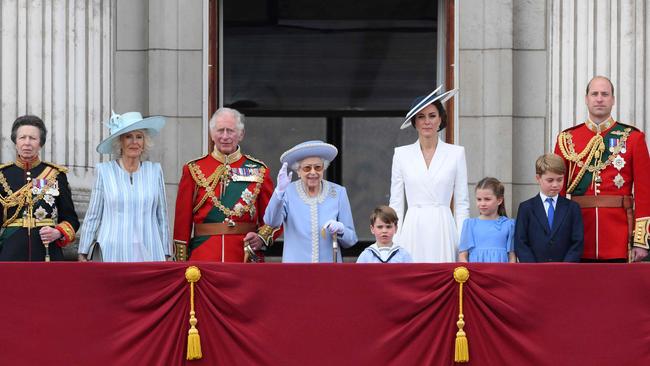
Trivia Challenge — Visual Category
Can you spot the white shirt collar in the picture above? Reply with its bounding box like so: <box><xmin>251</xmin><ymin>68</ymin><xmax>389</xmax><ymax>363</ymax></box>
<box><xmin>539</xmin><ymin>192</ymin><xmax>557</xmax><ymax>205</ymax></box>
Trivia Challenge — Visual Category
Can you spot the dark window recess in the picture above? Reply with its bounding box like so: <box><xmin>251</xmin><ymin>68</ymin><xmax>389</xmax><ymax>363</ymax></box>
<box><xmin>224</xmin><ymin>0</ymin><xmax>438</xmax><ymax>254</ymax></box>
<box><xmin>224</xmin><ymin>0</ymin><xmax>437</xmax><ymax>113</ymax></box>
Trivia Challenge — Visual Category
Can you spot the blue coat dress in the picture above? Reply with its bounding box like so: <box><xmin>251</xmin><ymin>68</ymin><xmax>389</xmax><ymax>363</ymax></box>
<box><xmin>264</xmin><ymin>180</ymin><xmax>357</xmax><ymax>262</ymax></box>
<box><xmin>78</xmin><ymin>160</ymin><xmax>171</xmax><ymax>262</ymax></box>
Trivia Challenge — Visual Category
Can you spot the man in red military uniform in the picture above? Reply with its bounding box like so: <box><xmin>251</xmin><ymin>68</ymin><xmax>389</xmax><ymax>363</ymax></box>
<box><xmin>555</xmin><ymin>76</ymin><xmax>650</xmax><ymax>262</ymax></box>
<box><xmin>173</xmin><ymin>107</ymin><xmax>279</xmax><ymax>262</ymax></box>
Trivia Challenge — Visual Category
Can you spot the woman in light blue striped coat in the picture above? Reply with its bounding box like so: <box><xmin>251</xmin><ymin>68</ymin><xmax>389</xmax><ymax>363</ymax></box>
<box><xmin>77</xmin><ymin>112</ymin><xmax>171</xmax><ymax>262</ymax></box>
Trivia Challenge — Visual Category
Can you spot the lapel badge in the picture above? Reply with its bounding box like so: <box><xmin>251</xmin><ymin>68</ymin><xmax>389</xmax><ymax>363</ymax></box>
<box><xmin>613</xmin><ymin>173</ymin><xmax>625</xmax><ymax>189</ymax></box>
<box><xmin>612</xmin><ymin>155</ymin><xmax>626</xmax><ymax>171</ymax></box>
<box><xmin>329</xmin><ymin>186</ymin><xmax>337</xmax><ymax>198</ymax></box>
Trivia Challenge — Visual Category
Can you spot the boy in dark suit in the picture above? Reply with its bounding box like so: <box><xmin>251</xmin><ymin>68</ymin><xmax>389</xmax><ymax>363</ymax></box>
<box><xmin>515</xmin><ymin>153</ymin><xmax>584</xmax><ymax>262</ymax></box>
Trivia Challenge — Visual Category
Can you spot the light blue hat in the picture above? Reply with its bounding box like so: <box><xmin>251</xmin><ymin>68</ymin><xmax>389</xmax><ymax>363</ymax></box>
<box><xmin>96</xmin><ymin>111</ymin><xmax>166</xmax><ymax>154</ymax></box>
<box><xmin>400</xmin><ymin>85</ymin><xmax>458</xmax><ymax>129</ymax></box>
<box><xmin>280</xmin><ymin>140</ymin><xmax>338</xmax><ymax>167</ymax></box>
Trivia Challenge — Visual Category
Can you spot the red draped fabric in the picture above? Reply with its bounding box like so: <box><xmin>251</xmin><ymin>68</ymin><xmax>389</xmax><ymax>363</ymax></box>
<box><xmin>1</xmin><ymin>263</ymin><xmax>649</xmax><ymax>366</ymax></box>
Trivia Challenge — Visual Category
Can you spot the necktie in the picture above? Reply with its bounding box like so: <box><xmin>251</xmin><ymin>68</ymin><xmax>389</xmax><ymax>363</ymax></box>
<box><xmin>546</xmin><ymin>197</ymin><xmax>555</xmax><ymax>228</ymax></box>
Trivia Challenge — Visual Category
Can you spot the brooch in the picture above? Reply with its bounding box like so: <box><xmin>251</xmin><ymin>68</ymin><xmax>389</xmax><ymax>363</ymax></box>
<box><xmin>612</xmin><ymin>155</ymin><xmax>626</xmax><ymax>171</ymax></box>
<box><xmin>241</xmin><ymin>188</ymin><xmax>254</xmax><ymax>204</ymax></box>
<box><xmin>34</xmin><ymin>207</ymin><xmax>48</xmax><ymax>221</ymax></box>
<box><xmin>613</xmin><ymin>174</ymin><xmax>625</xmax><ymax>189</ymax></box>
<box><xmin>44</xmin><ymin>194</ymin><xmax>56</xmax><ymax>206</ymax></box>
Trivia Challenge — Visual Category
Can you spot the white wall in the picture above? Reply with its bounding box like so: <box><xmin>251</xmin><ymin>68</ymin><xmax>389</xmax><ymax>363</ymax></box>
<box><xmin>548</xmin><ymin>0</ymin><xmax>650</xmax><ymax>143</ymax></box>
<box><xmin>458</xmin><ymin>0</ymin><xmax>649</xmax><ymax>216</ymax></box>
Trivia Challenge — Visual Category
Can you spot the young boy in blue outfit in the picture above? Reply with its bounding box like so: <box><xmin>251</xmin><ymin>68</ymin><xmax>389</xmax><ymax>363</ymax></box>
<box><xmin>515</xmin><ymin>153</ymin><xmax>584</xmax><ymax>262</ymax></box>
<box><xmin>357</xmin><ymin>205</ymin><xmax>412</xmax><ymax>263</ymax></box>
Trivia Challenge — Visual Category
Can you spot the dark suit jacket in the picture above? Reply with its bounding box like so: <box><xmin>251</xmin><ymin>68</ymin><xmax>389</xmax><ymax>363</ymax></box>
<box><xmin>515</xmin><ymin>194</ymin><xmax>584</xmax><ymax>262</ymax></box>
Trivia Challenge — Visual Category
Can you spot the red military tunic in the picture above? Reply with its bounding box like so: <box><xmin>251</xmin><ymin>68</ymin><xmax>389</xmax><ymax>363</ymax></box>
<box><xmin>555</xmin><ymin>119</ymin><xmax>650</xmax><ymax>260</ymax></box>
<box><xmin>173</xmin><ymin>147</ymin><xmax>278</xmax><ymax>262</ymax></box>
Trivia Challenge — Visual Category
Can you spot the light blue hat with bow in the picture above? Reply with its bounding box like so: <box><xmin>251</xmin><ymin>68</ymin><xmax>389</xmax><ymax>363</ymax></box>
<box><xmin>96</xmin><ymin>111</ymin><xmax>166</xmax><ymax>154</ymax></box>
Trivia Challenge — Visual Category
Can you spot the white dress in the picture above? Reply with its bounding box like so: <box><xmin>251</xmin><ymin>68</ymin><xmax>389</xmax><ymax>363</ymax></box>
<box><xmin>389</xmin><ymin>139</ymin><xmax>470</xmax><ymax>262</ymax></box>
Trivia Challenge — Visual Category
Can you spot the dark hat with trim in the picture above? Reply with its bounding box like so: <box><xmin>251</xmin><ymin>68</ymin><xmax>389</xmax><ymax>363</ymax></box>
<box><xmin>401</xmin><ymin>86</ymin><xmax>458</xmax><ymax>129</ymax></box>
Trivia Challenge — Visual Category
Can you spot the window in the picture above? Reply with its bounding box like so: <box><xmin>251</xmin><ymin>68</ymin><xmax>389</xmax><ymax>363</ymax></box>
<box><xmin>220</xmin><ymin>0</ymin><xmax>444</xmax><ymax>248</ymax></box>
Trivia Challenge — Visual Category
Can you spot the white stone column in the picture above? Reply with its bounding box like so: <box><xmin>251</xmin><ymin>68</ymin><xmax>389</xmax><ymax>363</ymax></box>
<box><xmin>509</xmin><ymin>0</ymin><xmax>549</xmax><ymax>210</ymax></box>
<box><xmin>458</xmin><ymin>0</ymin><xmax>514</xmax><ymax>215</ymax></box>
<box><xmin>113</xmin><ymin>0</ymin><xmax>205</xmax><ymax>225</ymax></box>
<box><xmin>548</xmin><ymin>0</ymin><xmax>650</xmax><ymax>146</ymax></box>
<box><xmin>0</xmin><ymin>0</ymin><xmax>112</xmax><ymax>189</ymax></box>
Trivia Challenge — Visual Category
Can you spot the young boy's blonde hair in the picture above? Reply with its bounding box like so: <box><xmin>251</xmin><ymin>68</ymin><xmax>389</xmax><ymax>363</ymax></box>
<box><xmin>535</xmin><ymin>153</ymin><xmax>566</xmax><ymax>176</ymax></box>
<box><xmin>370</xmin><ymin>205</ymin><xmax>398</xmax><ymax>226</ymax></box>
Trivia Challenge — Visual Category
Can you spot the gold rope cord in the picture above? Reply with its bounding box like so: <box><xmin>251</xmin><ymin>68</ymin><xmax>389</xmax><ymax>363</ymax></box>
<box><xmin>453</xmin><ymin>266</ymin><xmax>470</xmax><ymax>363</ymax></box>
<box><xmin>557</xmin><ymin>132</ymin><xmax>603</xmax><ymax>193</ymax></box>
<box><xmin>185</xmin><ymin>266</ymin><xmax>203</xmax><ymax>360</ymax></box>
<box><xmin>0</xmin><ymin>168</ymin><xmax>59</xmax><ymax>227</ymax></box>
<box><xmin>188</xmin><ymin>163</ymin><xmax>227</xmax><ymax>213</ymax></box>
<box><xmin>188</xmin><ymin>162</ymin><xmax>265</xmax><ymax>217</ymax></box>
<box><xmin>557</xmin><ymin>128</ymin><xmax>631</xmax><ymax>194</ymax></box>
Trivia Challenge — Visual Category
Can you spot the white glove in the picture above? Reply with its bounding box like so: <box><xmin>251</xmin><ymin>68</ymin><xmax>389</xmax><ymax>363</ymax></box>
<box><xmin>324</xmin><ymin>220</ymin><xmax>345</xmax><ymax>235</ymax></box>
<box><xmin>276</xmin><ymin>162</ymin><xmax>293</xmax><ymax>193</ymax></box>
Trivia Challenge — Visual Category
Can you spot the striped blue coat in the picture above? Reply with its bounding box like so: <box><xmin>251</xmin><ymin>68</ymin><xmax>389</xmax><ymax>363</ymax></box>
<box><xmin>78</xmin><ymin>160</ymin><xmax>171</xmax><ymax>261</ymax></box>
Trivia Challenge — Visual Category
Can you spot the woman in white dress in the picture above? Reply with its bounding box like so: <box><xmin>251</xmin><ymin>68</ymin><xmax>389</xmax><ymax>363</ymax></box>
<box><xmin>389</xmin><ymin>87</ymin><xmax>469</xmax><ymax>262</ymax></box>
<box><xmin>77</xmin><ymin>112</ymin><xmax>171</xmax><ymax>262</ymax></box>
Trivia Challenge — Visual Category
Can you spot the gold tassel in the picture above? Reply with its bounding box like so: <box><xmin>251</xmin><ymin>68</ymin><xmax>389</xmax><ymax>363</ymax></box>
<box><xmin>453</xmin><ymin>266</ymin><xmax>470</xmax><ymax>363</ymax></box>
<box><xmin>185</xmin><ymin>266</ymin><xmax>203</xmax><ymax>360</ymax></box>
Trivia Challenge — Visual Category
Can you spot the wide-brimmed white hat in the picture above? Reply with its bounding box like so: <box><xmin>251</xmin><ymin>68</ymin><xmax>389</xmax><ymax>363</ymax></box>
<box><xmin>96</xmin><ymin>111</ymin><xmax>166</xmax><ymax>154</ymax></box>
<box><xmin>400</xmin><ymin>85</ymin><xmax>458</xmax><ymax>129</ymax></box>
<box><xmin>280</xmin><ymin>140</ymin><xmax>338</xmax><ymax>167</ymax></box>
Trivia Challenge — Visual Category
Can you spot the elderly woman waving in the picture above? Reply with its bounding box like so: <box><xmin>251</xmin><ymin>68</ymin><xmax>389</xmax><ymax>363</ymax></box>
<box><xmin>78</xmin><ymin>112</ymin><xmax>171</xmax><ymax>262</ymax></box>
<box><xmin>264</xmin><ymin>140</ymin><xmax>357</xmax><ymax>262</ymax></box>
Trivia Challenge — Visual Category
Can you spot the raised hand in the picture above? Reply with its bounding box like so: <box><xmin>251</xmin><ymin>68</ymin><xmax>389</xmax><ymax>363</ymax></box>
<box><xmin>276</xmin><ymin>162</ymin><xmax>293</xmax><ymax>193</ymax></box>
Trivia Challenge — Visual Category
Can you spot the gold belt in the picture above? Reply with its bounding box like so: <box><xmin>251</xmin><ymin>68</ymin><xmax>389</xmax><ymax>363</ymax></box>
<box><xmin>5</xmin><ymin>218</ymin><xmax>55</xmax><ymax>228</ymax></box>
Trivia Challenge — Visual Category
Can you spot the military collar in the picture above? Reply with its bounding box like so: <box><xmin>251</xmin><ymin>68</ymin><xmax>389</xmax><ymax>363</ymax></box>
<box><xmin>212</xmin><ymin>146</ymin><xmax>242</xmax><ymax>164</ymax></box>
<box><xmin>15</xmin><ymin>156</ymin><xmax>41</xmax><ymax>170</ymax></box>
<box><xmin>585</xmin><ymin>117</ymin><xmax>615</xmax><ymax>134</ymax></box>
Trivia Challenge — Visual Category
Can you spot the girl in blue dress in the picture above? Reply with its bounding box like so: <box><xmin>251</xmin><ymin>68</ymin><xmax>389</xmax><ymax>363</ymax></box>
<box><xmin>458</xmin><ymin>177</ymin><xmax>516</xmax><ymax>263</ymax></box>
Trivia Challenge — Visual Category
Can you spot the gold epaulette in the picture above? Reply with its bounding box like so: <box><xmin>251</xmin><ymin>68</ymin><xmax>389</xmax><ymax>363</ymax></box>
<box><xmin>184</xmin><ymin>153</ymin><xmax>210</xmax><ymax>166</ymax></box>
<box><xmin>43</xmin><ymin>161</ymin><xmax>68</xmax><ymax>173</ymax></box>
<box><xmin>244</xmin><ymin>154</ymin><xmax>267</xmax><ymax>168</ymax></box>
<box><xmin>0</xmin><ymin>162</ymin><xmax>15</xmax><ymax>170</ymax></box>
<box><xmin>616</xmin><ymin>122</ymin><xmax>640</xmax><ymax>132</ymax></box>
<box><xmin>562</xmin><ymin>123</ymin><xmax>582</xmax><ymax>133</ymax></box>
